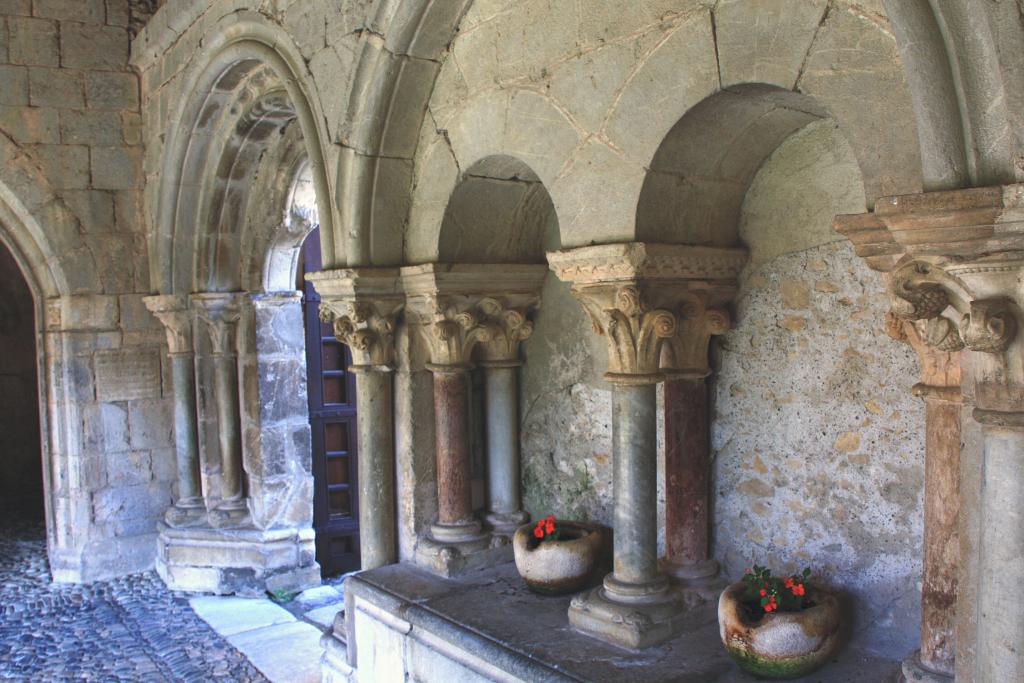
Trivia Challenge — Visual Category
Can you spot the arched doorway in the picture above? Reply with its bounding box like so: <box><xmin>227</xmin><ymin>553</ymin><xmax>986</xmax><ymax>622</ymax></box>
<box><xmin>298</xmin><ymin>227</ymin><xmax>360</xmax><ymax>576</ymax></box>
<box><xmin>0</xmin><ymin>242</ymin><xmax>42</xmax><ymax>521</ymax></box>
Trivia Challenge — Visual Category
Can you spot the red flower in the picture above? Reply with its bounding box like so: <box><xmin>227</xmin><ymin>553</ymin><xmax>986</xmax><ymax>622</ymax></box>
<box><xmin>533</xmin><ymin>527</ymin><xmax>544</xmax><ymax>539</ymax></box>
<box><xmin>793</xmin><ymin>584</ymin><xmax>806</xmax><ymax>596</ymax></box>
<box><xmin>759</xmin><ymin>589</ymin><xmax>767</xmax><ymax>596</ymax></box>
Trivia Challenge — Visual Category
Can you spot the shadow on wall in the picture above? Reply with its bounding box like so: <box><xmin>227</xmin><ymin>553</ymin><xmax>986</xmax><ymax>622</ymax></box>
<box><xmin>0</xmin><ymin>240</ymin><xmax>43</xmax><ymax>518</ymax></box>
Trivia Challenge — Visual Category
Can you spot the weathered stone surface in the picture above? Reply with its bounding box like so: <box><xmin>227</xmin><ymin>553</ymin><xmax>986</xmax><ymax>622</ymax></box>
<box><xmin>7</xmin><ymin>16</ymin><xmax>58</xmax><ymax>66</ymax></box>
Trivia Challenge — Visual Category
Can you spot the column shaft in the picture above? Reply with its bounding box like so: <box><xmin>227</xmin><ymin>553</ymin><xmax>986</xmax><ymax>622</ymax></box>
<box><xmin>355</xmin><ymin>369</ymin><xmax>396</xmax><ymax>569</ymax></box>
<box><xmin>213</xmin><ymin>353</ymin><xmax>244</xmax><ymax>504</ymax></box>
<box><xmin>433</xmin><ymin>369</ymin><xmax>474</xmax><ymax>525</ymax></box>
<box><xmin>611</xmin><ymin>382</ymin><xmax>659</xmax><ymax>586</ymax></box>
<box><xmin>170</xmin><ymin>353</ymin><xmax>202</xmax><ymax>503</ymax></box>
<box><xmin>976</xmin><ymin>422</ymin><xmax>1024</xmax><ymax>683</ymax></box>
<box><xmin>484</xmin><ymin>365</ymin><xmax>521</xmax><ymax>518</ymax></box>
<box><xmin>919</xmin><ymin>391</ymin><xmax>961</xmax><ymax>676</ymax></box>
<box><xmin>663</xmin><ymin>376</ymin><xmax>712</xmax><ymax>569</ymax></box>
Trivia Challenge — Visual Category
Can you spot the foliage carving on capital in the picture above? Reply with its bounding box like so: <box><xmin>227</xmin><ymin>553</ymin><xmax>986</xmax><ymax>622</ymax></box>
<box><xmin>960</xmin><ymin>298</ymin><xmax>1017</xmax><ymax>354</ymax></box>
<box><xmin>192</xmin><ymin>295</ymin><xmax>242</xmax><ymax>356</ymax></box>
<box><xmin>662</xmin><ymin>293</ymin><xmax>731</xmax><ymax>376</ymax></box>
<box><xmin>573</xmin><ymin>284</ymin><xmax>676</xmax><ymax>380</ymax></box>
<box><xmin>143</xmin><ymin>294</ymin><xmax>193</xmax><ymax>354</ymax></box>
<box><xmin>319</xmin><ymin>299</ymin><xmax>403</xmax><ymax>368</ymax></box>
<box><xmin>424</xmin><ymin>299</ymin><xmax>498</xmax><ymax>367</ymax></box>
<box><xmin>475</xmin><ymin>297</ymin><xmax>536</xmax><ymax>363</ymax></box>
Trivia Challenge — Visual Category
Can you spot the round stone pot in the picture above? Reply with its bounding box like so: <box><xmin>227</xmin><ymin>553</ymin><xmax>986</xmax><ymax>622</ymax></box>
<box><xmin>718</xmin><ymin>581</ymin><xmax>842</xmax><ymax>680</ymax></box>
<box><xmin>512</xmin><ymin>521</ymin><xmax>603</xmax><ymax>595</ymax></box>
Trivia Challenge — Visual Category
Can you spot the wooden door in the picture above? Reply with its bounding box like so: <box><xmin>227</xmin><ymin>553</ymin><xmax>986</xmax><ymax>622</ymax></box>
<box><xmin>298</xmin><ymin>228</ymin><xmax>361</xmax><ymax>576</ymax></box>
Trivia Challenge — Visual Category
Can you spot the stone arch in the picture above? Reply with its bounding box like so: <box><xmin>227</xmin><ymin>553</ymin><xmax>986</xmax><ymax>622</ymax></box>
<box><xmin>334</xmin><ymin>0</ymin><xmax>475</xmax><ymax>267</ymax></box>
<box><xmin>0</xmin><ymin>137</ymin><xmax>97</xmax><ymax>582</ymax></box>
<box><xmin>437</xmin><ymin>155</ymin><xmax>559</xmax><ymax>264</ymax></box>
<box><xmin>152</xmin><ymin>12</ymin><xmax>334</xmax><ymax>294</ymax></box>
<box><xmin>407</xmin><ymin>90</ymin><xmax>581</xmax><ymax>263</ymax></box>
<box><xmin>635</xmin><ymin>84</ymin><xmax>864</xmax><ymax>252</ymax></box>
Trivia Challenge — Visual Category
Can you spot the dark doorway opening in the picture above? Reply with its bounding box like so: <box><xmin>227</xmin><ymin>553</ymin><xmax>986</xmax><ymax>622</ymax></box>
<box><xmin>0</xmin><ymin>241</ymin><xmax>43</xmax><ymax>520</ymax></box>
<box><xmin>297</xmin><ymin>228</ymin><xmax>361</xmax><ymax>576</ymax></box>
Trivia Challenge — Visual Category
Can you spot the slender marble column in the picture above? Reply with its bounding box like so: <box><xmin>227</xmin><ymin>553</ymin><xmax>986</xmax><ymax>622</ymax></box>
<box><xmin>429</xmin><ymin>364</ymin><xmax>482</xmax><ymax>540</ymax></box>
<box><xmin>310</xmin><ymin>274</ymin><xmax>405</xmax><ymax>571</ymax></box>
<box><xmin>353</xmin><ymin>367</ymin><xmax>396</xmax><ymax>569</ymax></box>
<box><xmin>662</xmin><ymin>375</ymin><xmax>717</xmax><ymax>578</ymax></box>
<box><xmin>916</xmin><ymin>384</ymin><xmax>961</xmax><ymax>677</ymax></box>
<box><xmin>194</xmin><ymin>294</ymin><xmax>248</xmax><ymax>527</ymax></box>
<box><xmin>144</xmin><ymin>295</ymin><xmax>205</xmax><ymax>527</ymax></box>
<box><xmin>605</xmin><ymin>381</ymin><xmax>665</xmax><ymax>596</ymax></box>
<box><xmin>482</xmin><ymin>360</ymin><xmax>529</xmax><ymax>534</ymax></box>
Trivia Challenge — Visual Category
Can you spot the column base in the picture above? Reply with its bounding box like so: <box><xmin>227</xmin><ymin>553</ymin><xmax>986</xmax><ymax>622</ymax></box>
<box><xmin>568</xmin><ymin>580</ymin><xmax>700</xmax><ymax>649</ymax></box>
<box><xmin>900</xmin><ymin>651</ymin><xmax>953</xmax><ymax>682</ymax></box>
<box><xmin>164</xmin><ymin>501</ymin><xmax>207</xmax><ymax>528</ymax></box>
<box><xmin>207</xmin><ymin>500</ymin><xmax>251</xmax><ymax>529</ymax></box>
<box><xmin>155</xmin><ymin>522</ymin><xmax>320</xmax><ymax>595</ymax></box>
<box><xmin>486</xmin><ymin>510</ymin><xmax>530</xmax><ymax>537</ymax></box>
<box><xmin>414</xmin><ymin>532</ymin><xmax>511</xmax><ymax>578</ymax></box>
<box><xmin>660</xmin><ymin>557</ymin><xmax>725</xmax><ymax>601</ymax></box>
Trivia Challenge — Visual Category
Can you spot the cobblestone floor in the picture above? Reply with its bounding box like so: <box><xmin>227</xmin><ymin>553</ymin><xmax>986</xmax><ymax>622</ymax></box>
<box><xmin>0</xmin><ymin>514</ymin><xmax>268</xmax><ymax>683</ymax></box>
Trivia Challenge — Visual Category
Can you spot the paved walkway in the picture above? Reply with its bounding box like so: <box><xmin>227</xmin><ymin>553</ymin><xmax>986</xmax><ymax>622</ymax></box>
<box><xmin>0</xmin><ymin>515</ymin><xmax>267</xmax><ymax>682</ymax></box>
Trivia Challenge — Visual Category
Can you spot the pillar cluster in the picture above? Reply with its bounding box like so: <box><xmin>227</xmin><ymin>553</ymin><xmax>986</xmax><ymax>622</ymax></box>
<box><xmin>548</xmin><ymin>242</ymin><xmax>747</xmax><ymax>649</ymax></box>
<box><xmin>143</xmin><ymin>291</ymin><xmax>319</xmax><ymax>595</ymax></box>
<box><xmin>837</xmin><ymin>183</ymin><xmax>1024</xmax><ymax>683</ymax></box>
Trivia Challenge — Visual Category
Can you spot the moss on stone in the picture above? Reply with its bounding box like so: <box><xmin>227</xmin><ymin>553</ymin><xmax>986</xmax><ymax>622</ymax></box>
<box><xmin>726</xmin><ymin>644</ymin><xmax>827</xmax><ymax>680</ymax></box>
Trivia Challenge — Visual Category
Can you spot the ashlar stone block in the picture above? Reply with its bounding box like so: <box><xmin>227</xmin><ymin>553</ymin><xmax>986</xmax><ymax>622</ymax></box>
<box><xmin>85</xmin><ymin>71</ymin><xmax>139</xmax><ymax>111</ymax></box>
<box><xmin>0</xmin><ymin>65</ymin><xmax>28</xmax><ymax>106</ymax></box>
<box><xmin>60</xmin><ymin>22</ymin><xmax>128</xmax><ymax>71</ymax></box>
<box><xmin>27</xmin><ymin>67</ymin><xmax>84</xmax><ymax>108</ymax></box>
<box><xmin>7</xmin><ymin>16</ymin><xmax>58</xmax><ymax>67</ymax></box>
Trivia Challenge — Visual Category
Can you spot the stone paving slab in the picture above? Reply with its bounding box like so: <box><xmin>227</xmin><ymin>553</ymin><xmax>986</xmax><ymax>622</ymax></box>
<box><xmin>303</xmin><ymin>602</ymin><xmax>345</xmax><ymax>630</ymax></box>
<box><xmin>226</xmin><ymin>621</ymin><xmax>323</xmax><ymax>683</ymax></box>
<box><xmin>190</xmin><ymin>596</ymin><xmax>296</xmax><ymax>636</ymax></box>
<box><xmin>0</xmin><ymin>515</ymin><xmax>267</xmax><ymax>683</ymax></box>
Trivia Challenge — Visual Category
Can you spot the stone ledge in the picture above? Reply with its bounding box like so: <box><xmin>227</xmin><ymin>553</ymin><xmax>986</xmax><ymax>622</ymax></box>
<box><xmin>336</xmin><ymin>562</ymin><xmax>901</xmax><ymax>683</ymax></box>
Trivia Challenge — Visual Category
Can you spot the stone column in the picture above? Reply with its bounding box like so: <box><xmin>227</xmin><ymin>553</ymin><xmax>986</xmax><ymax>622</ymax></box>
<box><xmin>660</xmin><ymin>293</ymin><xmax>737</xmax><ymax>588</ymax></box>
<box><xmin>144</xmin><ymin>294</ymin><xmax>205</xmax><ymax>527</ymax></box>
<box><xmin>836</xmin><ymin>184</ymin><xmax>1024</xmax><ymax>683</ymax></box>
<box><xmin>193</xmin><ymin>293</ymin><xmax>249</xmax><ymax>528</ymax></box>
<box><xmin>477</xmin><ymin>298</ymin><xmax>537</xmax><ymax>536</ymax></box>
<box><xmin>548</xmin><ymin>242</ymin><xmax>747</xmax><ymax>649</ymax></box>
<box><xmin>885</xmin><ymin>314</ymin><xmax>962</xmax><ymax>681</ymax></box>
<box><xmin>309</xmin><ymin>268</ymin><xmax>404</xmax><ymax>571</ymax></box>
<box><xmin>402</xmin><ymin>264</ymin><xmax>547</xmax><ymax>577</ymax></box>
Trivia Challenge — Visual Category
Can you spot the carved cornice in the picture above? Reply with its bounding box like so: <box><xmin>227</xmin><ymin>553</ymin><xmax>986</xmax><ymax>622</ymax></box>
<box><xmin>546</xmin><ymin>243</ymin><xmax>747</xmax><ymax>284</ymax></box>
<box><xmin>834</xmin><ymin>183</ymin><xmax>1024</xmax><ymax>273</ymax></box>
<box><xmin>401</xmin><ymin>264</ymin><xmax>546</xmax><ymax>368</ymax></box>
<box><xmin>143</xmin><ymin>294</ymin><xmax>192</xmax><ymax>354</ymax></box>
<box><xmin>191</xmin><ymin>293</ymin><xmax>243</xmax><ymax>356</ymax></box>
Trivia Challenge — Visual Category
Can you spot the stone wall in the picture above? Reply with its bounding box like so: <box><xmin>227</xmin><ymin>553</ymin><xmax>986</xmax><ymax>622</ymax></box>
<box><xmin>0</xmin><ymin>0</ymin><xmax>171</xmax><ymax>581</ymax></box>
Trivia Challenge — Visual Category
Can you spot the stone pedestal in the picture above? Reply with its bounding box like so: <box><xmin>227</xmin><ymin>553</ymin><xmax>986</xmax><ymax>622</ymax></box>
<box><xmin>837</xmin><ymin>184</ymin><xmax>1024</xmax><ymax>683</ymax></box>
<box><xmin>144</xmin><ymin>294</ymin><xmax>206</xmax><ymax>527</ymax></box>
<box><xmin>549</xmin><ymin>242</ymin><xmax>747</xmax><ymax>649</ymax></box>
<box><xmin>311</xmin><ymin>268</ymin><xmax>404</xmax><ymax>571</ymax></box>
<box><xmin>402</xmin><ymin>264</ymin><xmax>546</xmax><ymax>577</ymax></box>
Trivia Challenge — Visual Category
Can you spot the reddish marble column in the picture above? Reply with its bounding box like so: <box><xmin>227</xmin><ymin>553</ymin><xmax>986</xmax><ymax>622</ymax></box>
<box><xmin>915</xmin><ymin>383</ymin><xmax>962</xmax><ymax>677</ymax></box>
<box><xmin>663</xmin><ymin>375</ymin><xmax>717</xmax><ymax>579</ymax></box>
<box><xmin>430</xmin><ymin>366</ymin><xmax>477</xmax><ymax>533</ymax></box>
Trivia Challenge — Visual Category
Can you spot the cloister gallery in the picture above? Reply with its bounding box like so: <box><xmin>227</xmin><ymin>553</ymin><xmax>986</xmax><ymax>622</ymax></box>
<box><xmin>0</xmin><ymin>0</ymin><xmax>1022</xmax><ymax>681</ymax></box>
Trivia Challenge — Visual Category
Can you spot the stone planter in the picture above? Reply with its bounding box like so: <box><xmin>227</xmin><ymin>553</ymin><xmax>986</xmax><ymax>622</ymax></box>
<box><xmin>718</xmin><ymin>581</ymin><xmax>842</xmax><ymax>679</ymax></box>
<box><xmin>512</xmin><ymin>521</ymin><xmax>603</xmax><ymax>595</ymax></box>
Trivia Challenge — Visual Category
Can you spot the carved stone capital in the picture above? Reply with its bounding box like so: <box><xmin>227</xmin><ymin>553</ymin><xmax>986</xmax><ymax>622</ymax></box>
<box><xmin>548</xmin><ymin>243</ymin><xmax>747</xmax><ymax>384</ymax></box>
<box><xmin>662</xmin><ymin>293</ymin><xmax>734</xmax><ymax>378</ymax></box>
<box><xmin>960</xmin><ymin>298</ymin><xmax>1017</xmax><ymax>354</ymax></box>
<box><xmin>306</xmin><ymin>268</ymin><xmax>404</xmax><ymax>370</ymax></box>
<box><xmin>401</xmin><ymin>264</ymin><xmax>547</xmax><ymax>369</ymax></box>
<box><xmin>191</xmin><ymin>293</ymin><xmax>243</xmax><ymax>356</ymax></box>
<box><xmin>143</xmin><ymin>294</ymin><xmax>193</xmax><ymax>354</ymax></box>
<box><xmin>886</xmin><ymin>313</ymin><xmax>962</xmax><ymax>392</ymax></box>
